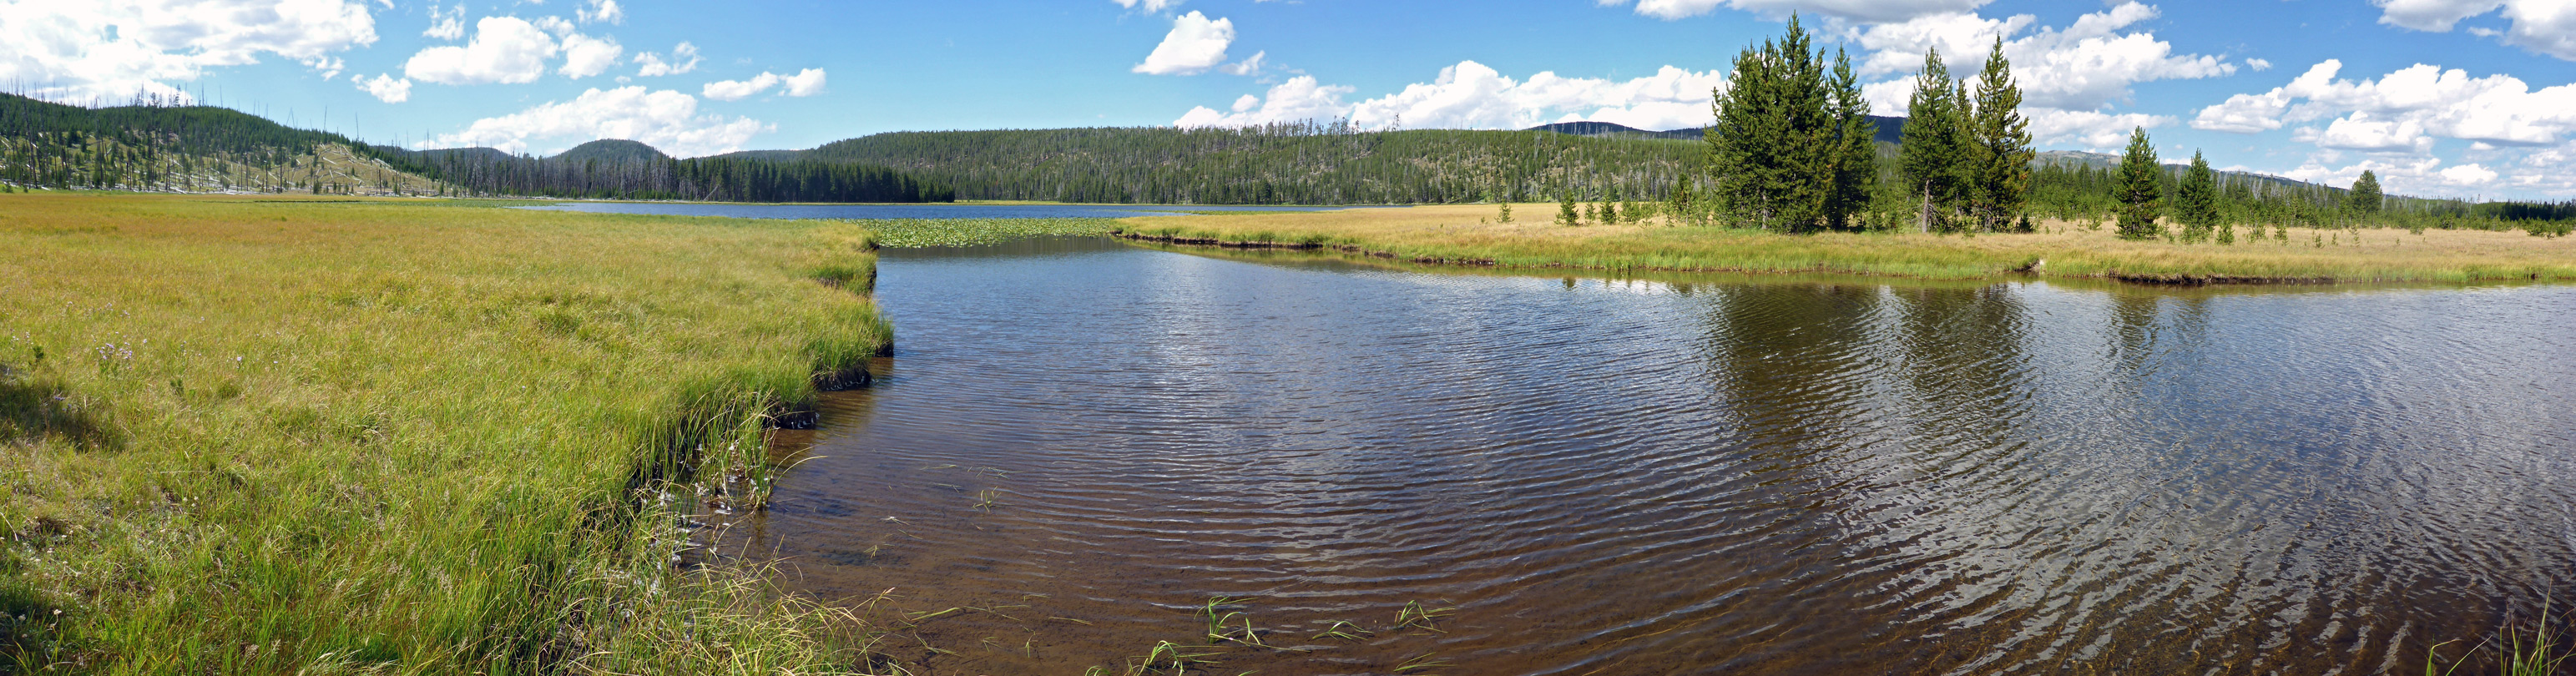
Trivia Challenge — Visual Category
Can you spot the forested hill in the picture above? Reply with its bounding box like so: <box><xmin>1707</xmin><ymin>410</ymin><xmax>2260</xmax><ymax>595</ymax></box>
<box><xmin>747</xmin><ymin>124</ymin><xmax>1705</xmax><ymax>204</ymax></box>
<box><xmin>1528</xmin><ymin>117</ymin><xmax>1906</xmax><ymax>145</ymax></box>
<box><xmin>0</xmin><ymin>92</ymin><xmax>442</xmax><ymax>194</ymax></box>
<box><xmin>0</xmin><ymin>93</ymin><xmax>951</xmax><ymax>203</ymax></box>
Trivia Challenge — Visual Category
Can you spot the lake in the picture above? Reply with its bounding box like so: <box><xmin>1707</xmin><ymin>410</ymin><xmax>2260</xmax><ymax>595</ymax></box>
<box><xmin>743</xmin><ymin>235</ymin><xmax>2573</xmax><ymax>675</ymax></box>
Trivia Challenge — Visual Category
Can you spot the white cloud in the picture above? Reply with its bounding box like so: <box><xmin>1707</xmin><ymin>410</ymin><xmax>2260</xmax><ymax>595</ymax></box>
<box><xmin>633</xmin><ymin>41</ymin><xmax>700</xmax><ymax>77</ymax></box>
<box><xmin>1857</xmin><ymin>3</ymin><xmax>2233</xmax><ymax>111</ymax></box>
<box><xmin>578</xmin><ymin>0</ymin><xmax>624</xmax><ymax>24</ymax></box>
<box><xmin>2247</xmin><ymin>58</ymin><xmax>2273</xmax><ymax>71</ymax></box>
<box><xmin>1220</xmin><ymin>50</ymin><xmax>1266</xmax><ymax>76</ymax></box>
<box><xmin>1114</xmin><ymin>0</ymin><xmax>1185</xmax><ymax>12</ymax></box>
<box><xmin>1133</xmin><ymin>11</ymin><xmax>1234</xmax><ymax>75</ymax></box>
<box><xmin>414</xmin><ymin>86</ymin><xmax>770</xmax><ymax>157</ymax></box>
<box><xmin>780</xmin><ymin>68</ymin><xmax>826</xmax><ymax>96</ymax></box>
<box><xmin>700</xmin><ymin>68</ymin><xmax>825</xmax><ymax>100</ymax></box>
<box><xmin>1174</xmin><ymin>61</ymin><xmax>1726</xmax><ymax>132</ymax></box>
<box><xmin>2372</xmin><ymin>0</ymin><xmax>2576</xmax><ymax>60</ymax></box>
<box><xmin>403</xmin><ymin>16</ymin><xmax>557</xmax><ymax>84</ymax></box>
<box><xmin>2440</xmin><ymin>162</ymin><xmax>2498</xmax><ymax>185</ymax></box>
<box><xmin>425</xmin><ymin>3</ymin><xmax>466</xmax><ymax>39</ymax></box>
<box><xmin>2027</xmin><ymin>108</ymin><xmax>2171</xmax><ymax>148</ymax></box>
<box><xmin>558</xmin><ymin>33</ymin><xmax>622</xmax><ymax>78</ymax></box>
<box><xmin>0</xmin><ymin>0</ymin><xmax>380</xmax><ymax>104</ymax></box>
<box><xmin>356</xmin><ymin>73</ymin><xmax>412</xmax><ymax>103</ymax></box>
<box><xmin>2191</xmin><ymin>59</ymin><xmax>2576</xmax><ymax>147</ymax></box>
<box><xmin>701</xmin><ymin>72</ymin><xmax>780</xmax><ymax>100</ymax></box>
<box><xmin>1599</xmin><ymin>0</ymin><xmax>1993</xmax><ymax>23</ymax></box>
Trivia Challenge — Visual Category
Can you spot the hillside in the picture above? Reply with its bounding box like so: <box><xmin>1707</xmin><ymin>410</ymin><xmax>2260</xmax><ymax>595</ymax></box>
<box><xmin>778</xmin><ymin>125</ymin><xmax>1702</xmax><ymax>204</ymax></box>
<box><xmin>0</xmin><ymin>93</ymin><xmax>442</xmax><ymax>195</ymax></box>
<box><xmin>552</xmin><ymin>139</ymin><xmax>670</xmax><ymax>164</ymax></box>
<box><xmin>1530</xmin><ymin>116</ymin><xmax>1907</xmax><ymax>145</ymax></box>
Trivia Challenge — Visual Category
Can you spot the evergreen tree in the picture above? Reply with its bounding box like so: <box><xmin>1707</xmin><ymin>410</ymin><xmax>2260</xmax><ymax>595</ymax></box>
<box><xmin>1559</xmin><ymin>186</ymin><xmax>1579</xmax><ymax>226</ymax></box>
<box><xmin>2114</xmin><ymin>127</ymin><xmax>2164</xmax><ymax>240</ymax></box>
<box><xmin>1707</xmin><ymin>14</ymin><xmax>1834</xmax><ymax>232</ymax></box>
<box><xmin>1967</xmin><ymin>37</ymin><xmax>2033</xmax><ymax>233</ymax></box>
<box><xmin>2349</xmin><ymin>169</ymin><xmax>2382</xmax><ymax>220</ymax></box>
<box><xmin>2175</xmin><ymin>151</ymin><xmax>2219</xmax><ymax>243</ymax></box>
<box><xmin>1668</xmin><ymin>177</ymin><xmax>1695</xmax><ymax>225</ymax></box>
<box><xmin>1826</xmin><ymin>48</ymin><xmax>1876</xmax><ymax>231</ymax></box>
<box><xmin>1899</xmin><ymin>48</ymin><xmax>1969</xmax><ymax>232</ymax></box>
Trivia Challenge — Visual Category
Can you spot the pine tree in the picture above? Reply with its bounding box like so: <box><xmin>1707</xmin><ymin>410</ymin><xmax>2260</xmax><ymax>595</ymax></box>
<box><xmin>1826</xmin><ymin>48</ymin><xmax>1876</xmax><ymax>231</ymax></box>
<box><xmin>1900</xmin><ymin>47</ymin><xmax>1968</xmax><ymax>233</ymax></box>
<box><xmin>1558</xmin><ymin>186</ymin><xmax>1578</xmax><ymax>226</ymax></box>
<box><xmin>2175</xmin><ymin>151</ymin><xmax>2219</xmax><ymax>243</ymax></box>
<box><xmin>1707</xmin><ymin>14</ymin><xmax>1834</xmax><ymax>232</ymax></box>
<box><xmin>1967</xmin><ymin>37</ymin><xmax>2033</xmax><ymax>233</ymax></box>
<box><xmin>2349</xmin><ymin>169</ymin><xmax>2382</xmax><ymax>221</ymax></box>
<box><xmin>2114</xmin><ymin>127</ymin><xmax>2164</xmax><ymax>240</ymax></box>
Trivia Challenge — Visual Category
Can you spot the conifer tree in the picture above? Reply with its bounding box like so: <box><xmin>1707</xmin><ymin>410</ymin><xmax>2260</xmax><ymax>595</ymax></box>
<box><xmin>1899</xmin><ymin>48</ymin><xmax>1968</xmax><ymax>232</ymax></box>
<box><xmin>2348</xmin><ymin>170</ymin><xmax>2382</xmax><ymax>220</ymax></box>
<box><xmin>1707</xmin><ymin>14</ymin><xmax>1834</xmax><ymax>232</ymax></box>
<box><xmin>1558</xmin><ymin>186</ymin><xmax>1578</xmax><ymax>226</ymax></box>
<box><xmin>2114</xmin><ymin>127</ymin><xmax>2164</xmax><ymax>240</ymax></box>
<box><xmin>2175</xmin><ymin>151</ymin><xmax>2219</xmax><ymax>243</ymax></box>
<box><xmin>1826</xmin><ymin>48</ymin><xmax>1876</xmax><ymax>231</ymax></box>
<box><xmin>1967</xmin><ymin>37</ymin><xmax>2033</xmax><ymax>233</ymax></box>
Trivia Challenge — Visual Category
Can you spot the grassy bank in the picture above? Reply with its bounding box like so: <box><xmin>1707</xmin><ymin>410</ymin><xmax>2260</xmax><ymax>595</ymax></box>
<box><xmin>1119</xmin><ymin>204</ymin><xmax>2576</xmax><ymax>283</ymax></box>
<box><xmin>0</xmin><ymin>194</ymin><xmax>891</xmax><ymax>673</ymax></box>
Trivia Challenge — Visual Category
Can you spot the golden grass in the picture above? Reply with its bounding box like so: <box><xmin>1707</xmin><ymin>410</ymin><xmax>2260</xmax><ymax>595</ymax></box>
<box><xmin>0</xmin><ymin>193</ymin><xmax>889</xmax><ymax>673</ymax></box>
<box><xmin>1119</xmin><ymin>204</ymin><xmax>2576</xmax><ymax>283</ymax></box>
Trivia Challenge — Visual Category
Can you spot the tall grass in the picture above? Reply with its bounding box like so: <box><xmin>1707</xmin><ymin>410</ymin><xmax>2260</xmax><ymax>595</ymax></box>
<box><xmin>0</xmin><ymin>194</ymin><xmax>890</xmax><ymax>673</ymax></box>
<box><xmin>1124</xmin><ymin>204</ymin><xmax>2576</xmax><ymax>283</ymax></box>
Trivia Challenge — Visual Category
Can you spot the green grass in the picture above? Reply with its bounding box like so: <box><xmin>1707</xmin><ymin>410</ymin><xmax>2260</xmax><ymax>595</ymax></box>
<box><xmin>849</xmin><ymin>217</ymin><xmax>1119</xmax><ymax>248</ymax></box>
<box><xmin>0</xmin><ymin>193</ymin><xmax>892</xmax><ymax>673</ymax></box>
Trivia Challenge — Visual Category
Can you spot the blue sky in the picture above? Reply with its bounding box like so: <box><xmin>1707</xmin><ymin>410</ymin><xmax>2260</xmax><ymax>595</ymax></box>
<box><xmin>5</xmin><ymin>0</ymin><xmax>2574</xmax><ymax>199</ymax></box>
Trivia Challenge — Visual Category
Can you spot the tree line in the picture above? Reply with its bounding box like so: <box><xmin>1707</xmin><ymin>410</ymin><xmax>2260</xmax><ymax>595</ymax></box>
<box><xmin>395</xmin><ymin>150</ymin><xmax>956</xmax><ymax>203</ymax></box>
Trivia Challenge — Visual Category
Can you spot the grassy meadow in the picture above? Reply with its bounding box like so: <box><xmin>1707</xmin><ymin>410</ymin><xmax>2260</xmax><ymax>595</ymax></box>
<box><xmin>1119</xmin><ymin>204</ymin><xmax>2576</xmax><ymax>283</ymax></box>
<box><xmin>0</xmin><ymin>193</ymin><xmax>894</xmax><ymax>673</ymax></box>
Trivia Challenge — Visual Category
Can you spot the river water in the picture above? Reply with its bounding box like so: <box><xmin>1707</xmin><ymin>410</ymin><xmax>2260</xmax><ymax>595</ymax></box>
<box><xmin>745</xmin><ymin>236</ymin><xmax>2576</xmax><ymax>675</ymax></box>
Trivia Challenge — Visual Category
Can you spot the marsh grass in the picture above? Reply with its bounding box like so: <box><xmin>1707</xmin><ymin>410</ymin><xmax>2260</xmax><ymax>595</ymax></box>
<box><xmin>2427</xmin><ymin>606</ymin><xmax>2573</xmax><ymax>676</ymax></box>
<box><xmin>0</xmin><ymin>193</ymin><xmax>891</xmax><ymax>673</ymax></box>
<box><xmin>847</xmin><ymin>218</ymin><xmax>1119</xmax><ymax>248</ymax></box>
<box><xmin>1124</xmin><ymin>204</ymin><xmax>2576</xmax><ymax>283</ymax></box>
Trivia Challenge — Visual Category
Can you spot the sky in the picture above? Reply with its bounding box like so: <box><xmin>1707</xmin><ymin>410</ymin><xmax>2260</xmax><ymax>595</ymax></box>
<box><xmin>3</xmin><ymin>0</ymin><xmax>2575</xmax><ymax>199</ymax></box>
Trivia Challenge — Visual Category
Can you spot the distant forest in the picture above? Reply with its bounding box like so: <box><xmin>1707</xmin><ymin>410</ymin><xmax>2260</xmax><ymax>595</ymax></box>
<box><xmin>0</xmin><ymin>93</ymin><xmax>952</xmax><ymax>204</ymax></box>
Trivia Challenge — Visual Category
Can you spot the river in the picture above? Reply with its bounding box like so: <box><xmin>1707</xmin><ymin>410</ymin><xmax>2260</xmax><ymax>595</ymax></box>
<box><xmin>740</xmin><ymin>235</ymin><xmax>2573</xmax><ymax>675</ymax></box>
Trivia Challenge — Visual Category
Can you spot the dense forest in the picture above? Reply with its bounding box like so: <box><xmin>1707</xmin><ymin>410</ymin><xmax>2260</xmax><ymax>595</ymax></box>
<box><xmin>0</xmin><ymin>92</ymin><xmax>952</xmax><ymax>203</ymax></box>
<box><xmin>391</xmin><ymin>141</ymin><xmax>955</xmax><ymax>203</ymax></box>
<box><xmin>753</xmin><ymin>122</ymin><xmax>1707</xmax><ymax>204</ymax></box>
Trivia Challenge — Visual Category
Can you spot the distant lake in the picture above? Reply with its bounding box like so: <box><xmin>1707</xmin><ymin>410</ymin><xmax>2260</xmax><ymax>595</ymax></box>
<box><xmin>517</xmin><ymin>202</ymin><xmax>1375</xmax><ymax>219</ymax></box>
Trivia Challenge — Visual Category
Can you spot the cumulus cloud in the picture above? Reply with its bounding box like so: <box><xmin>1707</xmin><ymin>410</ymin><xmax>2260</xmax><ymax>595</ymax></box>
<box><xmin>404</xmin><ymin>16</ymin><xmax>557</xmax><ymax>84</ymax></box>
<box><xmin>414</xmin><ymin>86</ymin><xmax>770</xmax><ymax>157</ymax></box>
<box><xmin>701</xmin><ymin>72</ymin><xmax>780</xmax><ymax>100</ymax></box>
<box><xmin>558</xmin><ymin>33</ymin><xmax>622</xmax><ymax>78</ymax></box>
<box><xmin>781</xmin><ymin>68</ymin><xmax>826</xmax><ymax>96</ymax></box>
<box><xmin>578</xmin><ymin>0</ymin><xmax>624</xmax><ymax>24</ymax></box>
<box><xmin>425</xmin><ymin>3</ymin><xmax>466</xmax><ymax>39</ymax></box>
<box><xmin>2248</xmin><ymin>58</ymin><xmax>2273</xmax><ymax>71</ymax></box>
<box><xmin>2190</xmin><ymin>59</ymin><xmax>2576</xmax><ymax>147</ymax></box>
<box><xmin>1134</xmin><ymin>11</ymin><xmax>1234</xmax><ymax>75</ymax></box>
<box><xmin>0</xmin><ymin>0</ymin><xmax>379</xmax><ymax>104</ymax></box>
<box><xmin>1852</xmin><ymin>3</ymin><xmax>2230</xmax><ymax>149</ymax></box>
<box><xmin>356</xmin><ymin>73</ymin><xmax>412</xmax><ymax>103</ymax></box>
<box><xmin>700</xmin><ymin>68</ymin><xmax>826</xmax><ymax>100</ymax></box>
<box><xmin>1114</xmin><ymin>0</ymin><xmax>1184</xmax><ymax>12</ymax></box>
<box><xmin>633</xmin><ymin>42</ymin><xmax>701</xmax><ymax>77</ymax></box>
<box><xmin>1174</xmin><ymin>61</ymin><xmax>1726</xmax><ymax>132</ymax></box>
<box><xmin>2372</xmin><ymin>0</ymin><xmax>2576</xmax><ymax>60</ymax></box>
<box><xmin>1856</xmin><ymin>3</ymin><xmax>2232</xmax><ymax>111</ymax></box>
<box><xmin>1599</xmin><ymin>0</ymin><xmax>1992</xmax><ymax>23</ymax></box>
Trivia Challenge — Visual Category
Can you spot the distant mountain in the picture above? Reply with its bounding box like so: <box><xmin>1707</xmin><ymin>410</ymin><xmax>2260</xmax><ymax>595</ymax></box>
<box><xmin>705</xmin><ymin>149</ymin><xmax>811</xmax><ymax>163</ymax></box>
<box><xmin>1529</xmin><ymin>116</ymin><xmax>1908</xmax><ymax>145</ymax></box>
<box><xmin>407</xmin><ymin>146</ymin><xmax>518</xmax><ymax>164</ymax></box>
<box><xmin>549</xmin><ymin>139</ymin><xmax>669</xmax><ymax>164</ymax></box>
